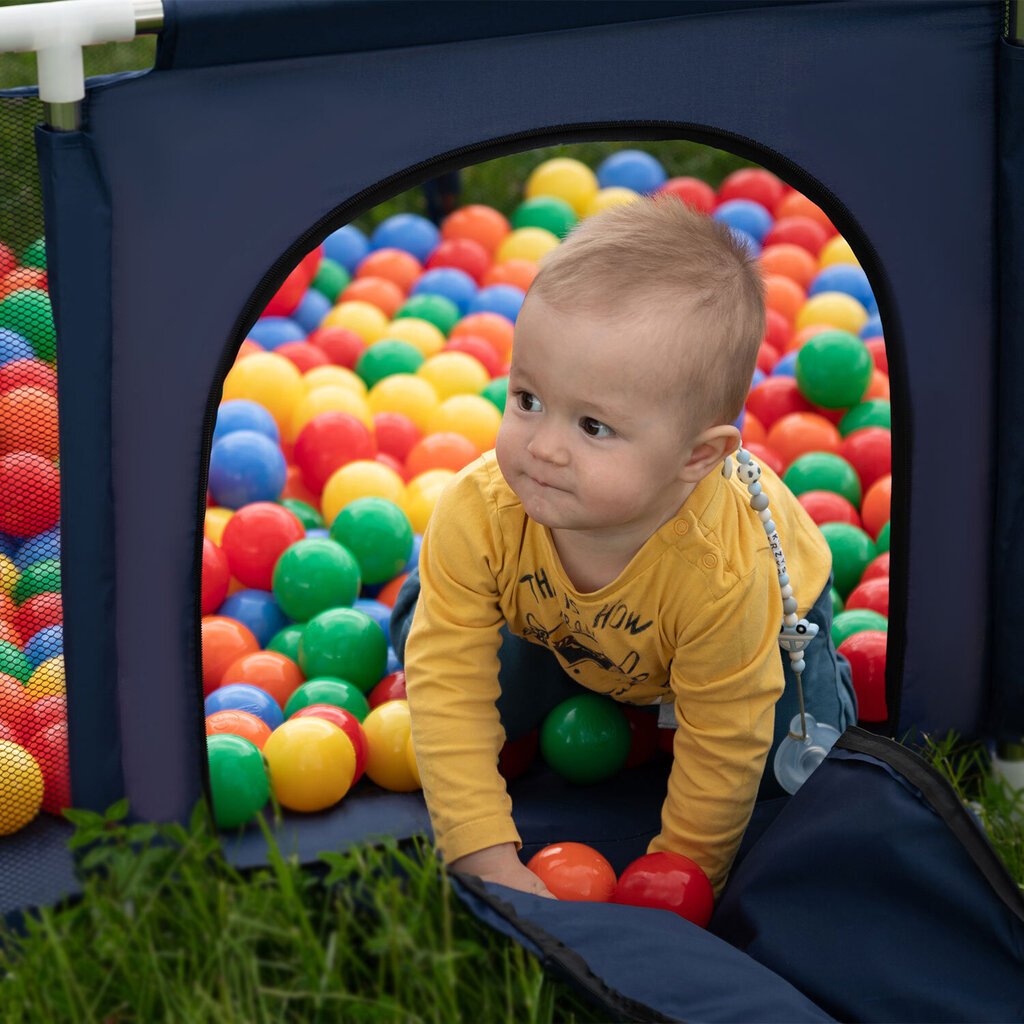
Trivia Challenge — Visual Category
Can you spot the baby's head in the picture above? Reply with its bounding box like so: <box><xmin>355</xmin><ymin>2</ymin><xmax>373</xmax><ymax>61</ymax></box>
<box><xmin>495</xmin><ymin>193</ymin><xmax>765</xmax><ymax>537</ymax></box>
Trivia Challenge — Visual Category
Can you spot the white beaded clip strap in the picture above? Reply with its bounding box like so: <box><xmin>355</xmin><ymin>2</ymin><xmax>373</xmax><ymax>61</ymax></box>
<box><xmin>722</xmin><ymin>447</ymin><xmax>819</xmax><ymax>742</ymax></box>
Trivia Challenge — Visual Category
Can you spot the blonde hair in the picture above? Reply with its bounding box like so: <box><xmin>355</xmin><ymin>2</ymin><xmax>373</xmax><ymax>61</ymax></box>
<box><xmin>526</xmin><ymin>192</ymin><xmax>766</xmax><ymax>437</ymax></box>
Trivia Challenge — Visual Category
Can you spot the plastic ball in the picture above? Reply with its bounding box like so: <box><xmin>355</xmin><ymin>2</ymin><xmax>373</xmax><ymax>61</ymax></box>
<box><xmin>764</xmin><ymin>413</ymin><xmax>840</xmax><ymax>469</ymax></box>
<box><xmin>373</xmin><ymin>412</ymin><xmax>421</xmax><ymax>464</ymax></box>
<box><xmin>808</xmin><ymin>264</ymin><xmax>874</xmax><ymax>310</ymax></box>
<box><xmin>222</xmin><ymin>353</ymin><xmax>304</xmax><ymax>434</ymax></box>
<box><xmin>205</xmin><ymin>683</ymin><xmax>284</xmax><ymax>731</ymax></box>
<box><xmin>795</xmin><ymin>330</ymin><xmax>872</xmax><ymax>408</ymax></box>
<box><xmin>293</xmin><ymin>411</ymin><xmax>376</xmax><ymax>494</ymax></box>
<box><xmin>832</xmin><ymin>609</ymin><xmax>888</xmax><ymax>647</ymax></box>
<box><xmin>861</xmin><ymin>475</ymin><xmax>891</xmax><ymax>539</ymax></box>
<box><xmin>819</xmin><ymin>235</ymin><xmax>859</xmax><ymax>268</ymax></box>
<box><xmin>299</xmin><ymin>607</ymin><xmax>387</xmax><ymax>692</ymax></box>
<box><xmin>0</xmin><ymin>452</ymin><xmax>60</xmax><ymax>537</ymax></box>
<box><xmin>204</xmin><ymin>507</ymin><xmax>233</xmax><ymax>545</ymax></box>
<box><xmin>290</xmin><ymin>384</ymin><xmax>373</xmax><ymax>439</ymax></box>
<box><xmin>201</xmin><ymin>616</ymin><xmax>261</xmax><ymax>695</ymax></box>
<box><xmin>819</xmin><ymin>522</ymin><xmax>876</xmax><ymax>598</ymax></box>
<box><xmin>311</xmin><ymin>258</ymin><xmax>350</xmax><ymax>303</ymax></box>
<box><xmin>291</xmin><ymin>703</ymin><xmax>368</xmax><ymax>782</ymax></box>
<box><xmin>525</xmin><ymin>158</ymin><xmax>598</xmax><ymax>216</ymax></box>
<box><xmin>540</xmin><ymin>694</ymin><xmax>630</xmax><ymax>784</ymax></box>
<box><xmin>219</xmin><ymin>650</ymin><xmax>303</xmax><ymax>710</ymax></box>
<box><xmin>263</xmin><ymin>717</ymin><xmax>356</xmax><ymax>812</ymax></box>
<box><xmin>596</xmin><ymin>149</ymin><xmax>666</xmax><ymax>194</ymax></box>
<box><xmin>247</xmin><ymin>317</ymin><xmax>305</xmax><ymax>351</ymax></box>
<box><xmin>480</xmin><ymin>376</ymin><xmax>509</xmax><ymax>414</ymax></box>
<box><xmin>217</xmin><ymin>590</ymin><xmax>289</xmax><ymax>648</ymax></box>
<box><xmin>450</xmin><ymin>312</ymin><xmax>514</xmax><ymax>363</ymax></box>
<box><xmin>416</xmin><ymin>351</ymin><xmax>489</xmax><ymax>401</ymax></box>
<box><xmin>13</xmin><ymin>592</ymin><xmax>61</xmax><ymax>645</ymax></box>
<box><xmin>763</xmin><ymin>215</ymin><xmax>829</xmax><ymax>256</ymax></box>
<box><xmin>0</xmin><ymin>327</ymin><xmax>32</xmax><ymax>367</ymax></box>
<box><xmin>0</xmin><ymin>387</ymin><xmax>58</xmax><ymax>459</ymax></box>
<box><xmin>405</xmin><ymin>433</ymin><xmax>479</xmax><ymax>477</ymax></box>
<box><xmin>713</xmin><ymin>199</ymin><xmax>774</xmax><ymax>243</ymax></box>
<box><xmin>611</xmin><ymin>851</ymin><xmax>714</xmax><ymax>927</ymax></box>
<box><xmin>797</xmin><ymin>490</ymin><xmax>862</xmax><ymax>529</ymax></box>
<box><xmin>13</xmin><ymin>558</ymin><xmax>60</xmax><ymax>606</ymax></box>
<box><xmin>213</xmin><ymin>399</ymin><xmax>280</xmax><ymax>447</ymax></box>
<box><xmin>657</xmin><ymin>176</ymin><xmax>717</xmax><ymax>213</ymax></box>
<box><xmin>745</xmin><ymin>377</ymin><xmax>813</xmax><ymax>430</ymax></box>
<box><xmin>276</xmin><ymin>340</ymin><xmax>330</xmax><ymax>373</ymax></box>
<box><xmin>23</xmin><ymin>624</ymin><xmax>63</xmax><ymax>670</ymax></box>
<box><xmin>206</xmin><ymin>733</ymin><xmax>270</xmax><ymax>828</ymax></box>
<box><xmin>370</xmin><ymin>213</ymin><xmax>439</xmax><ymax>263</ymax></box>
<box><xmin>341</xmin><ymin>275</ymin><xmax>406</xmax><ymax>318</ymax></box>
<box><xmin>411</xmin><ymin>267</ymin><xmax>477</xmax><ymax>316</ymax></box>
<box><xmin>838</xmin><ymin>630</ymin><xmax>888</xmax><ymax>722</ymax></box>
<box><xmin>423</xmin><ymin>237</ymin><xmax>489</xmax><ymax>284</ymax></box>
<box><xmin>0</xmin><ymin>358</ymin><xmax>56</xmax><ymax>398</ymax></box>
<box><xmin>441</xmin><ymin>204</ymin><xmax>511</xmax><ymax>256</ymax></box>
<box><xmin>845</xmin><ymin>577</ymin><xmax>889</xmax><ymax>618</ymax></box>
<box><xmin>584</xmin><ymin>187</ymin><xmax>640</xmax><ymax>218</ymax></box>
<box><xmin>23</xmin><ymin>654</ymin><xmax>63</xmax><ymax>700</ymax></box>
<box><xmin>383</xmin><ymin>317</ymin><xmax>447</xmax><ymax>359</ymax></box>
<box><xmin>759</xmin><ymin>243</ymin><xmax>818</xmax><ymax>290</ymax></box>
<box><xmin>320</xmin><ymin>300</ymin><xmax>390</xmax><ymax>346</ymax></box>
<box><xmin>428</xmin><ymin>395</ymin><xmax>501</xmax><ymax>453</ymax></box>
<box><xmin>219</xmin><ymin>502</ymin><xmax>304</xmax><ymax>591</ymax></box>
<box><xmin>266</xmin><ymin>623</ymin><xmax>305</xmax><ymax>663</ymax></box>
<box><xmin>839</xmin><ymin>399</ymin><xmax>891</xmax><ymax>437</ymax></box>
<box><xmin>324</xmin><ymin>224</ymin><xmax>370</xmax><ymax>274</ymax></box>
<box><xmin>796</xmin><ymin>292</ymin><xmax>868</xmax><ymax>336</ymax></box>
<box><xmin>443</xmin><ymin>335</ymin><xmax>502</xmax><ymax>377</ymax></box>
<box><xmin>511</xmin><ymin>196</ymin><xmax>577</xmax><ymax>239</ymax></box>
<box><xmin>271</xmin><ymin>537</ymin><xmax>361</xmax><ymax>622</ymax></box>
<box><xmin>328</xmin><ymin>497</ymin><xmax>413</xmax><ymax>585</ymax></box>
<box><xmin>361</xmin><ymin>700</ymin><xmax>420</xmax><ymax>791</ymax></box>
<box><xmin>321</xmin><ymin>459</ymin><xmax>405</xmax><ymax>528</ymax></box>
<box><xmin>875</xmin><ymin>521</ymin><xmax>891</xmax><ymax>553</ymax></box>
<box><xmin>367</xmin><ymin>670</ymin><xmax>407</xmax><ymax>709</ymax></box>
<box><xmin>0</xmin><ymin>640</ymin><xmax>30</xmax><ymax>683</ymax></box>
<box><xmin>205</xmin><ymin>708</ymin><xmax>272</xmax><ymax>749</ymax></box>
<box><xmin>0</xmin><ymin>289</ymin><xmax>54</xmax><ymax>363</ymax></box>
<box><xmin>402</xmin><ymin>469</ymin><xmax>455</xmax><ymax>533</ymax></box>
<box><xmin>208</xmin><ymin>431</ymin><xmax>286</xmax><ymax>509</ymax></box>
<box><xmin>783</xmin><ymin>452</ymin><xmax>861</xmax><ymax>509</ymax></box>
<box><xmin>285</xmin><ymin>676</ymin><xmax>371</xmax><ymax>722</ymax></box>
<box><xmin>367</xmin><ymin>374</ymin><xmax>440</xmax><ymax>432</ymax></box>
<box><xmin>308</xmin><ymin>325</ymin><xmax>366</xmax><ymax>368</ymax></box>
<box><xmin>836</xmin><ymin>427</ymin><xmax>892</xmax><ymax>492</ymax></box>
<box><xmin>355</xmin><ymin>249</ymin><xmax>422</xmax><ymax>295</ymax></box>
<box><xmin>719</xmin><ymin>168</ymin><xmax>785</xmax><ymax>212</ymax></box>
<box><xmin>527</xmin><ymin>842</ymin><xmax>618</xmax><ymax>902</ymax></box>
<box><xmin>0</xmin><ymin>740</ymin><xmax>43</xmax><ymax>835</ymax></box>
<box><xmin>862</xmin><ymin>551</ymin><xmax>890</xmax><ymax>583</ymax></box>
<box><xmin>280</xmin><ymin>499</ymin><xmax>323</xmax><ymax>532</ymax></box>
<box><xmin>494</xmin><ymin>227</ymin><xmax>561</xmax><ymax>265</ymax></box>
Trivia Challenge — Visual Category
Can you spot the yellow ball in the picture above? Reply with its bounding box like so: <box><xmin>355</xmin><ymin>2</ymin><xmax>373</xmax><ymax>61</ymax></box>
<box><xmin>25</xmin><ymin>656</ymin><xmax>65</xmax><ymax>702</ymax></box>
<box><xmin>367</xmin><ymin>374</ymin><xmax>440</xmax><ymax>433</ymax></box>
<box><xmin>384</xmin><ymin>318</ymin><xmax>447</xmax><ymax>358</ymax></box>
<box><xmin>525</xmin><ymin>158</ymin><xmax>599</xmax><ymax>216</ymax></box>
<box><xmin>362</xmin><ymin>700</ymin><xmax>420</xmax><ymax>792</ymax></box>
<box><xmin>795</xmin><ymin>291</ymin><xmax>869</xmax><ymax>335</ymax></box>
<box><xmin>0</xmin><ymin>741</ymin><xmax>43</xmax><ymax>835</ymax></box>
<box><xmin>322</xmin><ymin>460</ymin><xmax>406</xmax><ymax>528</ymax></box>
<box><xmin>428</xmin><ymin>395</ymin><xmax>502</xmax><ymax>453</ymax></box>
<box><xmin>303</xmin><ymin>365</ymin><xmax>367</xmax><ymax>397</ymax></box>
<box><xmin>321</xmin><ymin>300</ymin><xmax>390</xmax><ymax>345</ymax></box>
<box><xmin>0</xmin><ymin>554</ymin><xmax>17</xmax><ymax>597</ymax></box>
<box><xmin>819</xmin><ymin>235</ymin><xmax>860</xmax><ymax>269</ymax></box>
<box><xmin>494</xmin><ymin>227</ymin><xmax>561</xmax><ymax>265</ymax></box>
<box><xmin>583</xmin><ymin>186</ymin><xmax>640</xmax><ymax>217</ymax></box>
<box><xmin>289</xmin><ymin>385</ymin><xmax>373</xmax><ymax>440</ymax></box>
<box><xmin>222</xmin><ymin>353</ymin><xmax>304</xmax><ymax>435</ymax></box>
<box><xmin>262</xmin><ymin>717</ymin><xmax>356</xmax><ymax>812</ymax></box>
<box><xmin>416</xmin><ymin>351</ymin><xmax>490</xmax><ymax>401</ymax></box>
<box><xmin>403</xmin><ymin>469</ymin><xmax>455</xmax><ymax>533</ymax></box>
<box><xmin>205</xmin><ymin>507</ymin><xmax>234</xmax><ymax>545</ymax></box>
<box><xmin>404</xmin><ymin>732</ymin><xmax>421</xmax><ymax>788</ymax></box>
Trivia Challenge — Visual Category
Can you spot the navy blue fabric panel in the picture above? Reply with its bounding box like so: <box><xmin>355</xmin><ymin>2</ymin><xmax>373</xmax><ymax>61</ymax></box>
<box><xmin>991</xmin><ymin>39</ymin><xmax>1024</xmax><ymax>737</ymax></box>
<box><xmin>713</xmin><ymin>735</ymin><xmax>1024</xmax><ymax>1023</ymax></box>
<box><xmin>34</xmin><ymin>129</ymin><xmax>124</xmax><ymax>814</ymax></box>
<box><xmin>452</xmin><ymin>876</ymin><xmax>834</xmax><ymax>1024</ymax></box>
<box><xmin>80</xmin><ymin>1</ymin><xmax>998</xmax><ymax>819</ymax></box>
<box><xmin>156</xmin><ymin>0</ymin><xmax>823</xmax><ymax>71</ymax></box>
<box><xmin>0</xmin><ymin>817</ymin><xmax>78</xmax><ymax>920</ymax></box>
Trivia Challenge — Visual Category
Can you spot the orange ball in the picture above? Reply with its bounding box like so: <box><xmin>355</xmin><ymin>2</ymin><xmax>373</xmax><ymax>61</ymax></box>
<box><xmin>355</xmin><ymin>248</ymin><xmax>423</xmax><ymax>294</ymax></box>
<box><xmin>201</xmin><ymin>616</ymin><xmax>260</xmax><ymax>697</ymax></box>
<box><xmin>864</xmin><ymin>369</ymin><xmax>891</xmax><ymax>401</ymax></box>
<box><xmin>483</xmin><ymin>259</ymin><xmax>538</xmax><ymax>292</ymax></box>
<box><xmin>0</xmin><ymin>620</ymin><xmax>21</xmax><ymax>647</ymax></box>
<box><xmin>766</xmin><ymin>412</ymin><xmax>841</xmax><ymax>469</ymax></box>
<box><xmin>774</xmin><ymin>191</ymin><xmax>838</xmax><ymax>235</ymax></box>
<box><xmin>450</xmin><ymin>312</ymin><xmax>515</xmax><ymax>362</ymax></box>
<box><xmin>0</xmin><ymin>268</ymin><xmax>47</xmax><ymax>301</ymax></box>
<box><xmin>861</xmin><ymin>474</ymin><xmax>891</xmax><ymax>539</ymax></box>
<box><xmin>405</xmin><ymin>432</ymin><xmax>479</xmax><ymax>477</ymax></box>
<box><xmin>741</xmin><ymin>411</ymin><xmax>766</xmax><ymax>446</ymax></box>
<box><xmin>219</xmin><ymin>650</ymin><xmax>304</xmax><ymax>710</ymax></box>
<box><xmin>235</xmin><ymin>338</ymin><xmax>265</xmax><ymax>361</ymax></box>
<box><xmin>205</xmin><ymin>709</ymin><xmax>272</xmax><ymax>749</ymax></box>
<box><xmin>785</xmin><ymin>322</ymin><xmax>836</xmax><ymax>353</ymax></box>
<box><xmin>759</xmin><ymin>244</ymin><xmax>818</xmax><ymax>289</ymax></box>
<box><xmin>763</xmin><ymin>274</ymin><xmax>806</xmax><ymax>324</ymax></box>
<box><xmin>281</xmin><ymin>464</ymin><xmax>320</xmax><ymax>504</ymax></box>
<box><xmin>0</xmin><ymin>387</ymin><xmax>59</xmax><ymax>459</ymax></box>
<box><xmin>441</xmin><ymin>204</ymin><xmax>511</xmax><ymax>256</ymax></box>
<box><xmin>339</xmin><ymin>276</ymin><xmax>406</xmax><ymax>318</ymax></box>
<box><xmin>376</xmin><ymin>573</ymin><xmax>408</xmax><ymax>608</ymax></box>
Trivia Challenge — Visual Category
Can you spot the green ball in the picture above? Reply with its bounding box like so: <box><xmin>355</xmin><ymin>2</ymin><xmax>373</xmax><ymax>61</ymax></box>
<box><xmin>284</xmin><ymin>676</ymin><xmax>371</xmax><ymax>722</ymax></box>
<box><xmin>0</xmin><ymin>640</ymin><xmax>31</xmax><ymax>682</ymax></box>
<box><xmin>830</xmin><ymin>587</ymin><xmax>844</xmax><ymax>617</ymax></box>
<box><xmin>311</xmin><ymin>258</ymin><xmax>350</xmax><ymax>303</ymax></box>
<box><xmin>280</xmin><ymin>498</ymin><xmax>323</xmax><ymax>531</ymax></box>
<box><xmin>819</xmin><ymin>522</ymin><xmax>876</xmax><ymax>598</ymax></box>
<box><xmin>481</xmin><ymin>375</ymin><xmax>508</xmax><ymax>413</ymax></box>
<box><xmin>329</xmin><ymin>497</ymin><xmax>413</xmax><ymax>585</ymax></box>
<box><xmin>832</xmin><ymin>609</ymin><xmax>888</xmax><ymax>648</ymax></box>
<box><xmin>0</xmin><ymin>289</ymin><xmax>55</xmax><ymax>363</ymax></box>
<box><xmin>875</xmin><ymin>520</ymin><xmax>891</xmax><ymax>553</ymax></box>
<box><xmin>355</xmin><ymin>339</ymin><xmax>424</xmax><ymax>389</ymax></box>
<box><xmin>267</xmin><ymin>624</ymin><xmax>306</xmax><ymax>663</ymax></box>
<box><xmin>21</xmin><ymin>237</ymin><xmax>46</xmax><ymax>270</ymax></box>
<box><xmin>14</xmin><ymin>559</ymin><xmax>60</xmax><ymax>605</ymax></box>
<box><xmin>795</xmin><ymin>330</ymin><xmax>873</xmax><ymax>409</ymax></box>
<box><xmin>839</xmin><ymin>399</ymin><xmax>891</xmax><ymax>437</ymax></box>
<box><xmin>299</xmin><ymin>608</ymin><xmax>387</xmax><ymax>693</ymax></box>
<box><xmin>540</xmin><ymin>694</ymin><xmax>631</xmax><ymax>785</ymax></box>
<box><xmin>510</xmin><ymin>196</ymin><xmax>578</xmax><ymax>239</ymax></box>
<box><xmin>393</xmin><ymin>294</ymin><xmax>460</xmax><ymax>336</ymax></box>
<box><xmin>206</xmin><ymin>733</ymin><xmax>270</xmax><ymax>829</ymax></box>
<box><xmin>783</xmin><ymin>452</ymin><xmax>861</xmax><ymax>507</ymax></box>
<box><xmin>271</xmin><ymin>539</ymin><xmax>360</xmax><ymax>622</ymax></box>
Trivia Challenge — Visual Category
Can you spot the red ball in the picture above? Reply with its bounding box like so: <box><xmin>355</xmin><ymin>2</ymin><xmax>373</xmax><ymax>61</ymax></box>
<box><xmin>798</xmin><ymin>490</ymin><xmax>863</xmax><ymax>529</ymax></box>
<box><xmin>308</xmin><ymin>326</ymin><xmax>366</xmax><ymax>368</ymax></box>
<box><xmin>24</xmin><ymin>720</ymin><xmax>71</xmax><ymax>816</ymax></box>
<box><xmin>746</xmin><ymin>377</ymin><xmax>813</xmax><ymax>430</ymax></box>
<box><xmin>263</xmin><ymin>247</ymin><xmax>322</xmax><ymax>317</ymax></box>
<box><xmin>294</xmin><ymin>411</ymin><xmax>377</xmax><ymax>493</ymax></box>
<box><xmin>291</xmin><ymin>703</ymin><xmax>368</xmax><ymax>782</ymax></box>
<box><xmin>527</xmin><ymin>842</ymin><xmax>618</xmax><ymax>902</ymax></box>
<box><xmin>0</xmin><ymin>358</ymin><xmax>57</xmax><ymax>396</ymax></box>
<box><xmin>611</xmin><ymin>851</ymin><xmax>714</xmax><ymax>927</ymax></box>
<box><xmin>717</xmin><ymin>168</ymin><xmax>785</xmax><ymax>212</ymax></box>
<box><xmin>373</xmin><ymin>412</ymin><xmax>421</xmax><ymax>463</ymax></box>
<box><xmin>865</xmin><ymin>337</ymin><xmax>887</xmax><ymax>373</ymax></box>
<box><xmin>443</xmin><ymin>335</ymin><xmax>503</xmax><ymax>378</ymax></box>
<box><xmin>201</xmin><ymin>538</ymin><xmax>231</xmax><ymax>615</ymax></box>
<box><xmin>838</xmin><ymin>630</ymin><xmax>887</xmax><ymax>722</ymax></box>
<box><xmin>756</xmin><ymin>341</ymin><xmax>780</xmax><ymax>374</ymax></box>
<box><xmin>743</xmin><ymin>442</ymin><xmax>785</xmax><ymax>478</ymax></box>
<box><xmin>368</xmin><ymin>670</ymin><xmax>407</xmax><ymax>709</ymax></box>
<box><xmin>845</xmin><ymin>576</ymin><xmax>889</xmax><ymax>618</ymax></box>
<box><xmin>15</xmin><ymin>693</ymin><xmax>66</xmax><ymax>744</ymax></box>
<box><xmin>220</xmin><ymin>502</ymin><xmax>305</xmax><ymax>591</ymax></box>
<box><xmin>14</xmin><ymin>591</ymin><xmax>62</xmax><ymax>641</ymax></box>
<box><xmin>0</xmin><ymin>451</ymin><xmax>60</xmax><ymax>537</ymax></box>
<box><xmin>376</xmin><ymin>452</ymin><xmax>409</xmax><ymax>480</ymax></box>
<box><xmin>861</xmin><ymin>551</ymin><xmax>890</xmax><ymax>583</ymax></box>
<box><xmin>220</xmin><ymin>650</ymin><xmax>304</xmax><ymax>709</ymax></box>
<box><xmin>763</xmin><ymin>308</ymin><xmax>792</xmax><ymax>354</ymax></box>
<box><xmin>837</xmin><ymin>427</ymin><xmax>892</xmax><ymax>492</ymax></box>
<box><xmin>657</xmin><ymin>177</ymin><xmax>717</xmax><ymax>214</ymax></box>
<box><xmin>275</xmin><ymin>341</ymin><xmax>330</xmax><ymax>374</ymax></box>
<box><xmin>425</xmin><ymin>237</ymin><xmax>491</xmax><ymax>284</ymax></box>
<box><xmin>498</xmin><ymin>729</ymin><xmax>539</xmax><ymax>781</ymax></box>
<box><xmin>762</xmin><ymin>216</ymin><xmax>829</xmax><ymax>257</ymax></box>
<box><xmin>623</xmin><ymin>707</ymin><xmax>660</xmax><ymax>768</ymax></box>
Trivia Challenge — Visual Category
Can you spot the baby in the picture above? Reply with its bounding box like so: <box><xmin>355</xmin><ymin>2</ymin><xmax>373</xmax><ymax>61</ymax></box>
<box><xmin>393</xmin><ymin>193</ymin><xmax>856</xmax><ymax>900</ymax></box>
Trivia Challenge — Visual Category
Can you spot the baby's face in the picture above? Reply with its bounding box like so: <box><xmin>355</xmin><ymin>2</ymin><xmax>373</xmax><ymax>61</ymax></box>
<box><xmin>495</xmin><ymin>295</ymin><xmax>698</xmax><ymax>538</ymax></box>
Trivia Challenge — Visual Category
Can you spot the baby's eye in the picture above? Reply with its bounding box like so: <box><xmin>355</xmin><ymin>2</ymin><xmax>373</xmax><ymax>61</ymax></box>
<box><xmin>515</xmin><ymin>390</ymin><xmax>542</xmax><ymax>413</ymax></box>
<box><xmin>580</xmin><ymin>417</ymin><xmax>614</xmax><ymax>438</ymax></box>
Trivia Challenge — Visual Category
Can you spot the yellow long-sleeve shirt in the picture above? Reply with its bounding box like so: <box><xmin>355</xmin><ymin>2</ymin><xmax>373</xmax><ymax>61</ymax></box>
<box><xmin>404</xmin><ymin>450</ymin><xmax>832</xmax><ymax>894</ymax></box>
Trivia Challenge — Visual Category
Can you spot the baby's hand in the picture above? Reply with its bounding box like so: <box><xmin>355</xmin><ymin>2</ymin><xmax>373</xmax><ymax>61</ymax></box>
<box><xmin>450</xmin><ymin>842</ymin><xmax>556</xmax><ymax>899</ymax></box>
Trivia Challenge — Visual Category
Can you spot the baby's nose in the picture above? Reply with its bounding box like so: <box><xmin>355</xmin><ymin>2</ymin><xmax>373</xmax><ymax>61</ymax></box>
<box><xmin>527</xmin><ymin>426</ymin><xmax>569</xmax><ymax>464</ymax></box>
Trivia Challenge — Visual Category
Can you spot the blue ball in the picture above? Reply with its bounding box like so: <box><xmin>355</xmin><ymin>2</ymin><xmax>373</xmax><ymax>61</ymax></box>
<box><xmin>324</xmin><ymin>224</ymin><xmax>369</xmax><ymax>274</ymax></box>
<box><xmin>385</xmin><ymin>647</ymin><xmax>402</xmax><ymax>675</ymax></box>
<box><xmin>0</xmin><ymin>328</ymin><xmax>33</xmax><ymax>367</ymax></box>
<box><xmin>15</xmin><ymin>527</ymin><xmax>60</xmax><ymax>570</ymax></box>
<box><xmin>412</xmin><ymin>268</ymin><xmax>478</xmax><ymax>314</ymax></box>
<box><xmin>808</xmin><ymin>264</ymin><xmax>875</xmax><ymax>310</ymax></box>
<box><xmin>205</xmin><ymin>683</ymin><xmax>284</xmax><ymax>731</ymax></box>
<box><xmin>714</xmin><ymin>200</ymin><xmax>774</xmax><ymax>243</ymax></box>
<box><xmin>247</xmin><ymin>316</ymin><xmax>306</xmax><ymax>350</ymax></box>
<box><xmin>727</xmin><ymin>227</ymin><xmax>761</xmax><ymax>257</ymax></box>
<box><xmin>402</xmin><ymin>533</ymin><xmax>422</xmax><ymax>575</ymax></box>
<box><xmin>733</xmin><ymin>408</ymin><xmax>746</xmax><ymax>434</ymax></box>
<box><xmin>291</xmin><ymin>289</ymin><xmax>332</xmax><ymax>334</ymax></box>
<box><xmin>305</xmin><ymin>527</ymin><xmax>329</xmax><ymax>540</ymax></box>
<box><xmin>467</xmin><ymin>284</ymin><xmax>525</xmax><ymax>323</ymax></box>
<box><xmin>370</xmin><ymin>214</ymin><xmax>440</xmax><ymax>264</ymax></box>
<box><xmin>771</xmin><ymin>350</ymin><xmax>799</xmax><ymax>378</ymax></box>
<box><xmin>352</xmin><ymin>598</ymin><xmax>393</xmax><ymax>637</ymax></box>
<box><xmin>860</xmin><ymin>315</ymin><xmax>884</xmax><ymax>340</ymax></box>
<box><xmin>208</xmin><ymin>431</ymin><xmax>286</xmax><ymax>509</ymax></box>
<box><xmin>213</xmin><ymin>400</ymin><xmax>280</xmax><ymax>446</ymax></box>
<box><xmin>24</xmin><ymin>624</ymin><xmax>63</xmax><ymax>669</ymax></box>
<box><xmin>217</xmin><ymin>590</ymin><xmax>290</xmax><ymax>648</ymax></box>
<box><xmin>596</xmin><ymin>149</ymin><xmax>667</xmax><ymax>194</ymax></box>
<box><xmin>751</xmin><ymin>367</ymin><xmax>767</xmax><ymax>390</ymax></box>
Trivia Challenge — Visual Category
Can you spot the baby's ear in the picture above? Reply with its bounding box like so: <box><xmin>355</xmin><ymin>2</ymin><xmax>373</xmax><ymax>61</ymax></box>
<box><xmin>679</xmin><ymin>425</ymin><xmax>741</xmax><ymax>482</ymax></box>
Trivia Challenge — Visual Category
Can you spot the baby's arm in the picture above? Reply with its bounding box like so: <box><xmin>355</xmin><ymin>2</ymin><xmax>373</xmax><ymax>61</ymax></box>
<box><xmin>451</xmin><ymin>843</ymin><xmax>555</xmax><ymax>898</ymax></box>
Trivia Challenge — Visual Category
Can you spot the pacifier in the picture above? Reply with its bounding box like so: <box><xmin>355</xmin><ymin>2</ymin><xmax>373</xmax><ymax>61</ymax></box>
<box><xmin>773</xmin><ymin>713</ymin><xmax>842</xmax><ymax>794</ymax></box>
